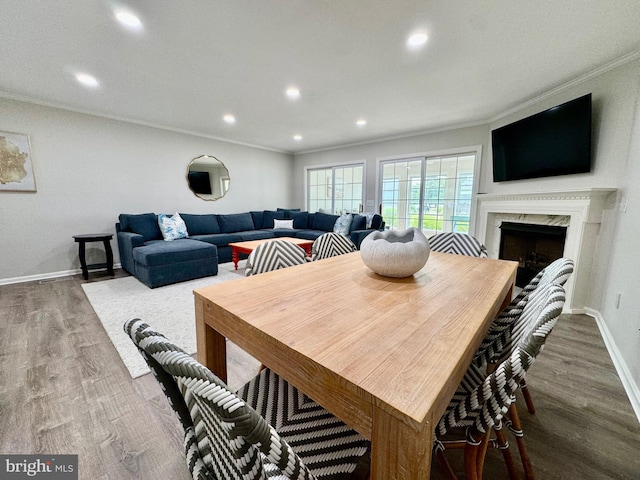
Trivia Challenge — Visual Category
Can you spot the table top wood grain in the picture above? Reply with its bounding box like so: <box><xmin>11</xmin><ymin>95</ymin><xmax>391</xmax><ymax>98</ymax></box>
<box><xmin>194</xmin><ymin>250</ymin><xmax>517</xmax><ymax>479</ymax></box>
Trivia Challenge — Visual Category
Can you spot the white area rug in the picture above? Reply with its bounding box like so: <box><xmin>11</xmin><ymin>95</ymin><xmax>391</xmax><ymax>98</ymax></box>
<box><xmin>82</xmin><ymin>262</ymin><xmax>245</xmax><ymax>378</ymax></box>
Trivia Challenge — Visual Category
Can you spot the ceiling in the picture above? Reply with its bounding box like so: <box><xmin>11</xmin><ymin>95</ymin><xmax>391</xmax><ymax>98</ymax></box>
<box><xmin>1</xmin><ymin>1</ymin><xmax>639</xmax><ymax>154</ymax></box>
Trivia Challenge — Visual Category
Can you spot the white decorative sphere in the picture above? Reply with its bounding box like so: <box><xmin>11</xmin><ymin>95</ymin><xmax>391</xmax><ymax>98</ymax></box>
<box><xmin>360</xmin><ymin>228</ymin><xmax>430</xmax><ymax>278</ymax></box>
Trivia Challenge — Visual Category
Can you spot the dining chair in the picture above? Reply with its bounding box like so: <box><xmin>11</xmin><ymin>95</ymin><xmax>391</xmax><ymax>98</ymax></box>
<box><xmin>245</xmin><ymin>239</ymin><xmax>307</xmax><ymax>276</ymax></box>
<box><xmin>428</xmin><ymin>232</ymin><xmax>488</xmax><ymax>258</ymax></box>
<box><xmin>474</xmin><ymin>258</ymin><xmax>574</xmax><ymax>414</ymax></box>
<box><xmin>124</xmin><ymin>319</ymin><xmax>371</xmax><ymax>480</ymax></box>
<box><xmin>434</xmin><ymin>283</ymin><xmax>566</xmax><ymax>480</ymax></box>
<box><xmin>311</xmin><ymin>232</ymin><xmax>357</xmax><ymax>261</ymax></box>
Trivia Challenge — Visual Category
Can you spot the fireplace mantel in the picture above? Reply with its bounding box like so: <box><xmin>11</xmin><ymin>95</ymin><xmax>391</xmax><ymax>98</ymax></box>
<box><xmin>476</xmin><ymin>188</ymin><xmax>617</xmax><ymax>313</ymax></box>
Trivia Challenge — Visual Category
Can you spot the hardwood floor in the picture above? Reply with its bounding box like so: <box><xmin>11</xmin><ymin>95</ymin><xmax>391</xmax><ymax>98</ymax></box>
<box><xmin>0</xmin><ymin>271</ymin><xmax>638</xmax><ymax>479</ymax></box>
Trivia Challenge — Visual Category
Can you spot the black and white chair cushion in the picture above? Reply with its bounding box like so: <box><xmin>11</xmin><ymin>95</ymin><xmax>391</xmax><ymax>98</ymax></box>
<box><xmin>245</xmin><ymin>239</ymin><xmax>307</xmax><ymax>276</ymax></box>
<box><xmin>311</xmin><ymin>232</ymin><xmax>357</xmax><ymax>261</ymax></box>
<box><xmin>474</xmin><ymin>257</ymin><xmax>574</xmax><ymax>368</ymax></box>
<box><xmin>428</xmin><ymin>232</ymin><xmax>488</xmax><ymax>258</ymax></box>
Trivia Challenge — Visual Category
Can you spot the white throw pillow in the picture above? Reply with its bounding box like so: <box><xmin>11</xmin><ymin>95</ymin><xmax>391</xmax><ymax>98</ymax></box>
<box><xmin>158</xmin><ymin>213</ymin><xmax>189</xmax><ymax>241</ymax></box>
<box><xmin>333</xmin><ymin>213</ymin><xmax>353</xmax><ymax>235</ymax></box>
<box><xmin>273</xmin><ymin>219</ymin><xmax>294</xmax><ymax>229</ymax></box>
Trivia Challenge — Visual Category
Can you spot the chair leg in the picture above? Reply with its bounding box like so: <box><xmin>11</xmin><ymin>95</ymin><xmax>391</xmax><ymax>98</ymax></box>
<box><xmin>492</xmin><ymin>423</ymin><xmax>519</xmax><ymax>480</ymax></box>
<box><xmin>464</xmin><ymin>428</ymin><xmax>490</xmax><ymax>480</ymax></box>
<box><xmin>506</xmin><ymin>403</ymin><xmax>535</xmax><ymax>480</ymax></box>
<box><xmin>464</xmin><ymin>442</ymin><xmax>480</xmax><ymax>480</ymax></box>
<box><xmin>477</xmin><ymin>429</ymin><xmax>493</xmax><ymax>477</ymax></box>
<box><xmin>520</xmin><ymin>377</ymin><xmax>536</xmax><ymax>414</ymax></box>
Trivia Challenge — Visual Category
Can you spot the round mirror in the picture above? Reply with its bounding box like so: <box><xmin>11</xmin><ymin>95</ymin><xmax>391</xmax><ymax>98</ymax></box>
<box><xmin>187</xmin><ymin>155</ymin><xmax>230</xmax><ymax>201</ymax></box>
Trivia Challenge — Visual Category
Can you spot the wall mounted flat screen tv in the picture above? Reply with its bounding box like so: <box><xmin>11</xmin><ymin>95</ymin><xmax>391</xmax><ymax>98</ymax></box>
<box><xmin>492</xmin><ymin>93</ymin><xmax>592</xmax><ymax>182</ymax></box>
<box><xmin>188</xmin><ymin>171</ymin><xmax>212</xmax><ymax>194</ymax></box>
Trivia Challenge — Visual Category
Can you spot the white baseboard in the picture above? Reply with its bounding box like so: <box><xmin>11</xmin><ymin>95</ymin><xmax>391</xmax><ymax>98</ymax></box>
<box><xmin>585</xmin><ymin>308</ymin><xmax>640</xmax><ymax>424</ymax></box>
<box><xmin>0</xmin><ymin>263</ymin><xmax>122</xmax><ymax>286</ymax></box>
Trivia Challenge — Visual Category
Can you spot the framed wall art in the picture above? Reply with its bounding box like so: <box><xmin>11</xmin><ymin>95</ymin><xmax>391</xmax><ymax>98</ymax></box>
<box><xmin>0</xmin><ymin>131</ymin><xmax>37</xmax><ymax>192</ymax></box>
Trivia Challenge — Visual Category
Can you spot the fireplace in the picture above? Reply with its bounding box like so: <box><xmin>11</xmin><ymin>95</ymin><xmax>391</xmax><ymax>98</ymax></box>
<box><xmin>476</xmin><ymin>189</ymin><xmax>616</xmax><ymax>313</ymax></box>
<box><xmin>499</xmin><ymin>222</ymin><xmax>567</xmax><ymax>287</ymax></box>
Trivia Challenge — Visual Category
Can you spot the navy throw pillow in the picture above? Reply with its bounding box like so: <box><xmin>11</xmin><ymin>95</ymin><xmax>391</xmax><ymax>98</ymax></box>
<box><xmin>312</xmin><ymin>212</ymin><xmax>340</xmax><ymax>232</ymax></box>
<box><xmin>350</xmin><ymin>214</ymin><xmax>367</xmax><ymax>232</ymax></box>
<box><xmin>289</xmin><ymin>211</ymin><xmax>309</xmax><ymax>229</ymax></box>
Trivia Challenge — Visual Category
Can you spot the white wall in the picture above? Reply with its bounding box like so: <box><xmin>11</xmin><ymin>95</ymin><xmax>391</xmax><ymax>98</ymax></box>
<box><xmin>596</xmin><ymin>73</ymin><xmax>640</xmax><ymax>414</ymax></box>
<box><xmin>0</xmin><ymin>98</ymin><xmax>293</xmax><ymax>282</ymax></box>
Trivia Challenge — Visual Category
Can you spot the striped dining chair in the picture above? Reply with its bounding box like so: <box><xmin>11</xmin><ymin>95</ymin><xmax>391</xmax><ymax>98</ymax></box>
<box><xmin>428</xmin><ymin>232</ymin><xmax>488</xmax><ymax>258</ymax></box>
<box><xmin>311</xmin><ymin>232</ymin><xmax>357</xmax><ymax>261</ymax></box>
<box><xmin>124</xmin><ymin>319</ymin><xmax>371</xmax><ymax>479</ymax></box>
<box><xmin>435</xmin><ymin>283</ymin><xmax>566</xmax><ymax>480</ymax></box>
<box><xmin>245</xmin><ymin>239</ymin><xmax>307</xmax><ymax>276</ymax></box>
<box><xmin>474</xmin><ymin>257</ymin><xmax>574</xmax><ymax>414</ymax></box>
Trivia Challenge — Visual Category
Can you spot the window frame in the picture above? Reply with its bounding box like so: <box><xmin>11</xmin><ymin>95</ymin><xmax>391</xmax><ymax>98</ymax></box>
<box><xmin>376</xmin><ymin>145</ymin><xmax>482</xmax><ymax>235</ymax></box>
<box><xmin>305</xmin><ymin>161</ymin><xmax>366</xmax><ymax>215</ymax></box>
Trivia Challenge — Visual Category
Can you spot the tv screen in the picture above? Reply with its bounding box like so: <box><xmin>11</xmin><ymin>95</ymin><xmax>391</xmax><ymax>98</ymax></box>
<box><xmin>188</xmin><ymin>171</ymin><xmax>212</xmax><ymax>194</ymax></box>
<box><xmin>492</xmin><ymin>93</ymin><xmax>592</xmax><ymax>182</ymax></box>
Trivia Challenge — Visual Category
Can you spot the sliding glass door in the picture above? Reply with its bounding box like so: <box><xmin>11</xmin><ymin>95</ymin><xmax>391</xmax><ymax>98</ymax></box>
<box><xmin>380</xmin><ymin>150</ymin><xmax>478</xmax><ymax>235</ymax></box>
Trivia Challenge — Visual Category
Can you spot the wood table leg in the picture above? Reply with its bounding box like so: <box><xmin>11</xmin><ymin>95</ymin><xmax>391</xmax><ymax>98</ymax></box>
<box><xmin>195</xmin><ymin>296</ymin><xmax>228</xmax><ymax>383</ymax></box>
<box><xmin>371</xmin><ymin>405</ymin><xmax>432</xmax><ymax>479</ymax></box>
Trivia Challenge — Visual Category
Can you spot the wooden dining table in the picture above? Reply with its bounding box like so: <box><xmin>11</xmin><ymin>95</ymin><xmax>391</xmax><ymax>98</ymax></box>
<box><xmin>193</xmin><ymin>251</ymin><xmax>517</xmax><ymax>479</ymax></box>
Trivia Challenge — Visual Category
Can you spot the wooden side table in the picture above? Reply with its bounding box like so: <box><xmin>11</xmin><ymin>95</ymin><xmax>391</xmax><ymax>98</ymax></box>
<box><xmin>73</xmin><ymin>234</ymin><xmax>115</xmax><ymax>280</ymax></box>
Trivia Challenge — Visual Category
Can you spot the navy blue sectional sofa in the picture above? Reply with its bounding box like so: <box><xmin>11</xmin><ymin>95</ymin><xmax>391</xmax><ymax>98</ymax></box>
<box><xmin>116</xmin><ymin>209</ymin><xmax>384</xmax><ymax>288</ymax></box>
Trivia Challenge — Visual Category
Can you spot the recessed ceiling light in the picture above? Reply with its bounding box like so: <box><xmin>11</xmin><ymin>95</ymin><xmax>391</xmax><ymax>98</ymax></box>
<box><xmin>75</xmin><ymin>73</ymin><xmax>99</xmax><ymax>88</ymax></box>
<box><xmin>115</xmin><ymin>10</ymin><xmax>142</xmax><ymax>30</ymax></box>
<box><xmin>356</xmin><ymin>119</ymin><xmax>367</xmax><ymax>127</ymax></box>
<box><xmin>407</xmin><ymin>32</ymin><xmax>428</xmax><ymax>49</ymax></box>
<box><xmin>223</xmin><ymin>114</ymin><xmax>236</xmax><ymax>124</ymax></box>
<box><xmin>293</xmin><ymin>134</ymin><xmax>302</xmax><ymax>141</ymax></box>
<box><xmin>286</xmin><ymin>87</ymin><xmax>301</xmax><ymax>99</ymax></box>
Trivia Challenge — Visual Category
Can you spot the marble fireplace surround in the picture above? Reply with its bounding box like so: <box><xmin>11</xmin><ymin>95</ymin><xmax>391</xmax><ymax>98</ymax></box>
<box><xmin>476</xmin><ymin>189</ymin><xmax>617</xmax><ymax>313</ymax></box>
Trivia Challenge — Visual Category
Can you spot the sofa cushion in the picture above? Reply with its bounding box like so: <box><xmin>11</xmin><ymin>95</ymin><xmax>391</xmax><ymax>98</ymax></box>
<box><xmin>262</xmin><ymin>210</ymin><xmax>285</xmax><ymax>229</ymax></box>
<box><xmin>119</xmin><ymin>213</ymin><xmax>161</xmax><ymax>242</ymax></box>
<box><xmin>238</xmin><ymin>230</ymin><xmax>277</xmax><ymax>241</ymax></box>
<box><xmin>250</xmin><ymin>211</ymin><xmax>264</xmax><ymax>230</ymax></box>
<box><xmin>289</xmin><ymin>211</ymin><xmax>309</xmax><ymax>229</ymax></box>
<box><xmin>294</xmin><ymin>229</ymin><xmax>328</xmax><ymax>241</ymax></box>
<box><xmin>218</xmin><ymin>213</ymin><xmax>255</xmax><ymax>233</ymax></box>
<box><xmin>277</xmin><ymin>208</ymin><xmax>301</xmax><ymax>218</ymax></box>
<box><xmin>190</xmin><ymin>233</ymin><xmax>243</xmax><ymax>247</ymax></box>
<box><xmin>312</xmin><ymin>212</ymin><xmax>340</xmax><ymax>232</ymax></box>
<box><xmin>133</xmin><ymin>239</ymin><xmax>217</xmax><ymax>267</ymax></box>
<box><xmin>158</xmin><ymin>213</ymin><xmax>189</xmax><ymax>241</ymax></box>
<box><xmin>350</xmin><ymin>214</ymin><xmax>367</xmax><ymax>232</ymax></box>
<box><xmin>179</xmin><ymin>213</ymin><xmax>220</xmax><ymax>235</ymax></box>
